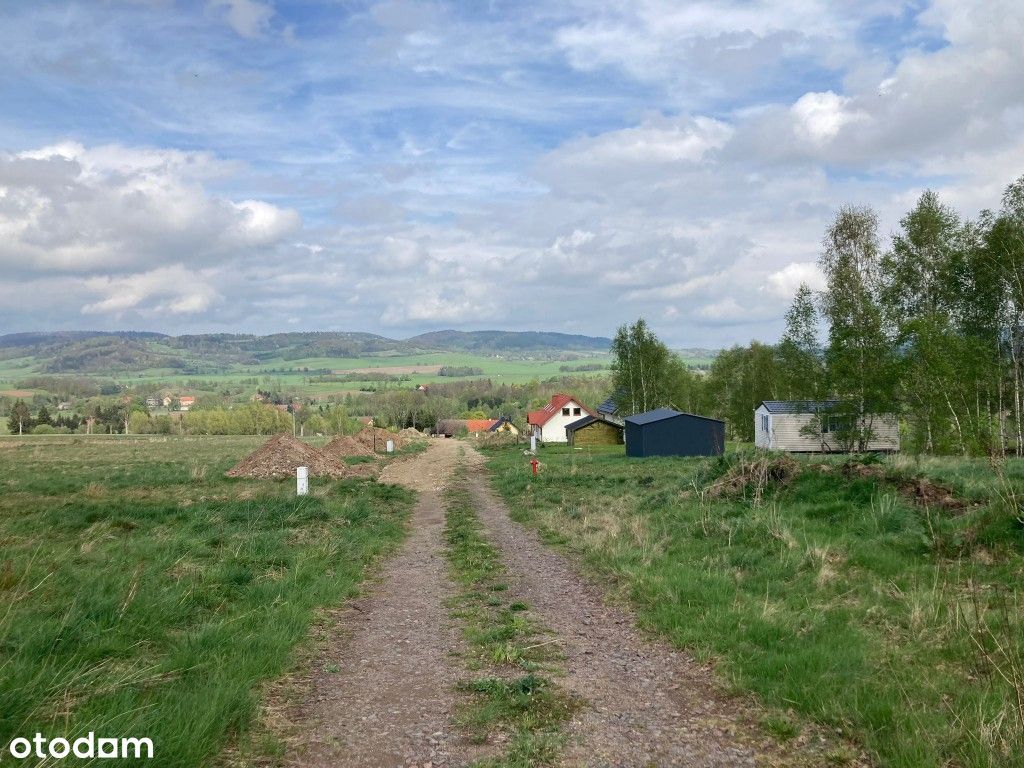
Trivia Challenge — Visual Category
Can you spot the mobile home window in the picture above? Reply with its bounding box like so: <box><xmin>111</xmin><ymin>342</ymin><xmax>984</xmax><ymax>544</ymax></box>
<box><xmin>761</xmin><ymin>414</ymin><xmax>769</xmax><ymax>432</ymax></box>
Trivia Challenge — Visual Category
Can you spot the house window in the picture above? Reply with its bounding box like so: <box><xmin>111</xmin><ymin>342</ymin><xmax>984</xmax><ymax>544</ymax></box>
<box><xmin>562</xmin><ymin>407</ymin><xmax>570</xmax><ymax>416</ymax></box>
<box><xmin>761</xmin><ymin>414</ymin><xmax>769</xmax><ymax>432</ymax></box>
<box><xmin>573</xmin><ymin>407</ymin><xmax>581</xmax><ymax>416</ymax></box>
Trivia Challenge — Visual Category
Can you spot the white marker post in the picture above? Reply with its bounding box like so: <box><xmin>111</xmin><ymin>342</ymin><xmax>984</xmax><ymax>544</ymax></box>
<box><xmin>386</xmin><ymin>439</ymin><xmax>395</xmax><ymax>453</ymax></box>
<box><xmin>296</xmin><ymin>466</ymin><xmax>309</xmax><ymax>496</ymax></box>
<box><xmin>530</xmin><ymin>435</ymin><xmax>537</xmax><ymax>453</ymax></box>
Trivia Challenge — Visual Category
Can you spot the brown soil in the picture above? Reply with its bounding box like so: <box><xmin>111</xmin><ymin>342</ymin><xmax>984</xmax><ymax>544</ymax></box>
<box><xmin>354</xmin><ymin>426</ymin><xmax>405</xmax><ymax>453</ymax></box>
<box><xmin>705</xmin><ymin>455</ymin><xmax>801</xmax><ymax>499</ymax></box>
<box><xmin>323</xmin><ymin>435</ymin><xmax>374</xmax><ymax>458</ymax></box>
<box><xmin>225</xmin><ymin>434</ymin><xmax>348</xmax><ymax>479</ymax></box>
<box><xmin>839</xmin><ymin>461</ymin><xmax>966</xmax><ymax>511</ymax></box>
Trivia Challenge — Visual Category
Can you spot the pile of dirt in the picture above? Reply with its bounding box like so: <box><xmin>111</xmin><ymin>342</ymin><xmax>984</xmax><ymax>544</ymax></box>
<box><xmin>354</xmin><ymin>427</ymin><xmax>404</xmax><ymax>452</ymax></box>
<box><xmin>225</xmin><ymin>434</ymin><xmax>348</xmax><ymax>479</ymax></box>
<box><xmin>840</xmin><ymin>461</ymin><xmax>966</xmax><ymax>511</ymax></box>
<box><xmin>398</xmin><ymin>427</ymin><xmax>426</xmax><ymax>441</ymax></box>
<box><xmin>323</xmin><ymin>435</ymin><xmax>375</xmax><ymax>459</ymax></box>
<box><xmin>705</xmin><ymin>454</ymin><xmax>801</xmax><ymax>500</ymax></box>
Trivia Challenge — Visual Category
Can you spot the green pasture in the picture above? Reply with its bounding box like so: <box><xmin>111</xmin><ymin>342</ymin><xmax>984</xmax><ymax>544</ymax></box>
<box><xmin>0</xmin><ymin>435</ymin><xmax>413</xmax><ymax>766</ymax></box>
<box><xmin>484</xmin><ymin>445</ymin><xmax>1024</xmax><ymax>767</ymax></box>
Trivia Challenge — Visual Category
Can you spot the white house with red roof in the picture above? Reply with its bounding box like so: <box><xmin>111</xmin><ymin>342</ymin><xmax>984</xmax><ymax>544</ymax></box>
<box><xmin>527</xmin><ymin>393</ymin><xmax>592</xmax><ymax>443</ymax></box>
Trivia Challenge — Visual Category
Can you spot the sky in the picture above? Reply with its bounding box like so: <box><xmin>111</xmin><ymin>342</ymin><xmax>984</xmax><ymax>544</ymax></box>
<box><xmin>1</xmin><ymin>0</ymin><xmax>1023</xmax><ymax>346</ymax></box>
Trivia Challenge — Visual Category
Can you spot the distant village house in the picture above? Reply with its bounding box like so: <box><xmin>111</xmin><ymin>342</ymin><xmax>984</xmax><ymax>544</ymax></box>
<box><xmin>527</xmin><ymin>393</ymin><xmax>591</xmax><ymax>443</ymax></box>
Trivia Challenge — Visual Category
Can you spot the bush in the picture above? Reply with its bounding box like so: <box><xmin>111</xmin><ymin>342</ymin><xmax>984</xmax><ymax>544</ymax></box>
<box><xmin>31</xmin><ymin>424</ymin><xmax>56</xmax><ymax>435</ymax></box>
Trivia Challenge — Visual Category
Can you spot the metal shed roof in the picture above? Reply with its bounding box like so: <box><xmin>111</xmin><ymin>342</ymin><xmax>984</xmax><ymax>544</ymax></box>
<box><xmin>625</xmin><ymin>407</ymin><xmax>725</xmax><ymax>426</ymax></box>
<box><xmin>565</xmin><ymin>414</ymin><xmax>624</xmax><ymax>433</ymax></box>
<box><xmin>759</xmin><ymin>400</ymin><xmax>841</xmax><ymax>414</ymax></box>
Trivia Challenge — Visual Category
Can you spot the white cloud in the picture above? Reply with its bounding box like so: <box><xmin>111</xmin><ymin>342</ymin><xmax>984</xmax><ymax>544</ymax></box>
<box><xmin>207</xmin><ymin>0</ymin><xmax>274</xmax><ymax>39</ymax></box>
<box><xmin>791</xmin><ymin>91</ymin><xmax>869</xmax><ymax>145</ymax></box>
<box><xmin>82</xmin><ymin>265</ymin><xmax>221</xmax><ymax>316</ymax></box>
<box><xmin>766</xmin><ymin>262</ymin><xmax>826</xmax><ymax>299</ymax></box>
<box><xmin>0</xmin><ymin>143</ymin><xmax>299</xmax><ymax>273</ymax></box>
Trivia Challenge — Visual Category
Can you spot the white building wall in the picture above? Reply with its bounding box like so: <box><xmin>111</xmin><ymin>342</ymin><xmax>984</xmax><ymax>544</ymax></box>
<box><xmin>754</xmin><ymin>405</ymin><xmax>772</xmax><ymax>449</ymax></box>
<box><xmin>759</xmin><ymin>410</ymin><xmax>900</xmax><ymax>453</ymax></box>
<box><xmin>536</xmin><ymin>400</ymin><xmax>588</xmax><ymax>443</ymax></box>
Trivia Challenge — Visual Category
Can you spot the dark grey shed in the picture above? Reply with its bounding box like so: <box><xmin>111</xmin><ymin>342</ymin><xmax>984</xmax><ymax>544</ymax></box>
<box><xmin>624</xmin><ymin>408</ymin><xmax>726</xmax><ymax>458</ymax></box>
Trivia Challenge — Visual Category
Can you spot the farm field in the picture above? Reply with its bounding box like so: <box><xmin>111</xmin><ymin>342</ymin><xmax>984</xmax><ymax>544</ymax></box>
<box><xmin>0</xmin><ymin>435</ymin><xmax>413</xmax><ymax>766</ymax></box>
<box><xmin>0</xmin><ymin>351</ymin><xmax>617</xmax><ymax>400</ymax></box>
<box><xmin>484</xmin><ymin>445</ymin><xmax>1024</xmax><ymax>768</ymax></box>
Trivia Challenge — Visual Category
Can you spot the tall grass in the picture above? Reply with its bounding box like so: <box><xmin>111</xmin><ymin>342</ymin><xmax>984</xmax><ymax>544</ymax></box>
<box><xmin>0</xmin><ymin>435</ymin><xmax>412</xmax><ymax>766</ymax></box>
<box><xmin>485</xmin><ymin>444</ymin><xmax>1024</xmax><ymax>767</ymax></box>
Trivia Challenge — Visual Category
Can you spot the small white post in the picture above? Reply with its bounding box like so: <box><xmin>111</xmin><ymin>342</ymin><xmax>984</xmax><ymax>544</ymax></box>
<box><xmin>386</xmin><ymin>439</ymin><xmax>394</xmax><ymax>453</ymax></box>
<box><xmin>530</xmin><ymin>435</ymin><xmax>537</xmax><ymax>452</ymax></box>
<box><xmin>296</xmin><ymin>466</ymin><xmax>309</xmax><ymax>496</ymax></box>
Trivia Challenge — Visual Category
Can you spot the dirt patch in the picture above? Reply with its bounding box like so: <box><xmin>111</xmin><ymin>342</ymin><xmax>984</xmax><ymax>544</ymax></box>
<box><xmin>839</xmin><ymin>461</ymin><xmax>967</xmax><ymax>511</ymax></box>
<box><xmin>353</xmin><ymin>426</ymin><xmax>405</xmax><ymax>453</ymax></box>
<box><xmin>398</xmin><ymin>427</ymin><xmax>427</xmax><ymax>441</ymax></box>
<box><xmin>322</xmin><ymin>435</ymin><xmax>374</xmax><ymax>459</ymax></box>
<box><xmin>705</xmin><ymin>455</ymin><xmax>801</xmax><ymax>501</ymax></box>
<box><xmin>0</xmin><ymin>389</ymin><xmax>33</xmax><ymax>398</ymax></box>
<box><xmin>225</xmin><ymin>434</ymin><xmax>348</xmax><ymax>479</ymax></box>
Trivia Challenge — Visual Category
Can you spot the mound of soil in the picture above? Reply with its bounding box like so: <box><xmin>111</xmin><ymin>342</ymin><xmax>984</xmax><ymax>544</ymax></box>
<box><xmin>323</xmin><ymin>435</ymin><xmax>375</xmax><ymax>459</ymax></box>
<box><xmin>226</xmin><ymin>434</ymin><xmax>348</xmax><ymax>479</ymax></box>
<box><xmin>398</xmin><ymin>427</ymin><xmax>426</xmax><ymax>441</ymax></box>
<box><xmin>354</xmin><ymin>427</ymin><xmax>404</xmax><ymax>452</ymax></box>
<box><xmin>706</xmin><ymin>454</ymin><xmax>801</xmax><ymax>499</ymax></box>
<box><xmin>840</xmin><ymin>461</ymin><xmax>966</xmax><ymax>511</ymax></box>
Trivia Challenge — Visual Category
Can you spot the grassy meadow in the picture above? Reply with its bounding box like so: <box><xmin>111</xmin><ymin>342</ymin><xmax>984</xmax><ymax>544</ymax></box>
<box><xmin>0</xmin><ymin>435</ymin><xmax>413</xmax><ymax>766</ymax></box>
<box><xmin>485</xmin><ymin>445</ymin><xmax>1024</xmax><ymax>768</ymax></box>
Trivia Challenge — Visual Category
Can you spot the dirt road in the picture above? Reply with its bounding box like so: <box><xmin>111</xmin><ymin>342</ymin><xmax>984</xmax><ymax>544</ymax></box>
<box><xmin>288</xmin><ymin>439</ymin><xmax>476</xmax><ymax>767</ymax></box>
<box><xmin>284</xmin><ymin>439</ymin><xmax>840</xmax><ymax>767</ymax></box>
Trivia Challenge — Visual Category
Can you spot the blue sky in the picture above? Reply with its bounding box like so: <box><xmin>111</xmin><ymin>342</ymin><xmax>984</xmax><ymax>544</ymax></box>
<box><xmin>1</xmin><ymin>0</ymin><xmax>1022</xmax><ymax>345</ymax></box>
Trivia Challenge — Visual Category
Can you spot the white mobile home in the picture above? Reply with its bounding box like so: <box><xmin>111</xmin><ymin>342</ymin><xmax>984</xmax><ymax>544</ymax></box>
<box><xmin>755</xmin><ymin>400</ymin><xmax>900</xmax><ymax>453</ymax></box>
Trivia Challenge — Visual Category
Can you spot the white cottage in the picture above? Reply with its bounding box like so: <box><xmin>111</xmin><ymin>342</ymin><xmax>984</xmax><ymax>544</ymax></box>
<box><xmin>527</xmin><ymin>393</ymin><xmax>592</xmax><ymax>443</ymax></box>
<box><xmin>755</xmin><ymin>400</ymin><xmax>900</xmax><ymax>453</ymax></box>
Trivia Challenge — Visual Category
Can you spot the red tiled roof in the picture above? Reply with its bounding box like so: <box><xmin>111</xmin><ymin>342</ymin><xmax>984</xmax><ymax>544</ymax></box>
<box><xmin>179</xmin><ymin>396</ymin><xmax>195</xmax><ymax>404</ymax></box>
<box><xmin>466</xmin><ymin>419</ymin><xmax>497</xmax><ymax>433</ymax></box>
<box><xmin>526</xmin><ymin>393</ymin><xmax>591</xmax><ymax>427</ymax></box>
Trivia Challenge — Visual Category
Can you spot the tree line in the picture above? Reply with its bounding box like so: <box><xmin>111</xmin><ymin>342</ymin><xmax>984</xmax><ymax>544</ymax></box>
<box><xmin>611</xmin><ymin>174</ymin><xmax>1024</xmax><ymax>455</ymax></box>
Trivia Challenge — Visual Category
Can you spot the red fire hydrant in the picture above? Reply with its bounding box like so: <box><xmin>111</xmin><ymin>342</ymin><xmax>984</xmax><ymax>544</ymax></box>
<box><xmin>530</xmin><ymin>457</ymin><xmax>539</xmax><ymax>476</ymax></box>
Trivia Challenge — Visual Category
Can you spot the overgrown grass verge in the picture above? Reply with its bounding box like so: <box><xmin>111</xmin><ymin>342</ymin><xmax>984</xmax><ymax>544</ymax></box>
<box><xmin>484</xmin><ymin>444</ymin><xmax>1024</xmax><ymax>768</ymax></box>
<box><xmin>0</xmin><ymin>436</ymin><xmax>413</xmax><ymax>767</ymax></box>
<box><xmin>442</xmin><ymin>472</ymin><xmax>577</xmax><ymax>767</ymax></box>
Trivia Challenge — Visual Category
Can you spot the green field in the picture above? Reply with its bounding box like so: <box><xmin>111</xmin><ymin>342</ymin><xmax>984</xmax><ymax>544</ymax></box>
<box><xmin>0</xmin><ymin>351</ymin><xmax>617</xmax><ymax>399</ymax></box>
<box><xmin>0</xmin><ymin>435</ymin><xmax>413</xmax><ymax>766</ymax></box>
<box><xmin>484</xmin><ymin>445</ymin><xmax>1024</xmax><ymax>767</ymax></box>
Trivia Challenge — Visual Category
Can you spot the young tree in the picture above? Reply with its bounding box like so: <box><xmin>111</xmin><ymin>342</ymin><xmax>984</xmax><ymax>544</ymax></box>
<box><xmin>704</xmin><ymin>343</ymin><xmax>780</xmax><ymax>440</ymax></box>
<box><xmin>7</xmin><ymin>400</ymin><xmax>32</xmax><ymax>435</ymax></box>
<box><xmin>819</xmin><ymin>205</ymin><xmax>896</xmax><ymax>450</ymax></box>
<box><xmin>35</xmin><ymin>405</ymin><xmax>54</xmax><ymax>426</ymax></box>
<box><xmin>879</xmin><ymin>191</ymin><xmax>970</xmax><ymax>453</ymax></box>
<box><xmin>777</xmin><ymin>282</ymin><xmax>824</xmax><ymax>401</ymax></box>
<box><xmin>610</xmin><ymin>318</ymin><xmax>677</xmax><ymax>414</ymax></box>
